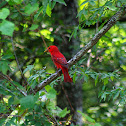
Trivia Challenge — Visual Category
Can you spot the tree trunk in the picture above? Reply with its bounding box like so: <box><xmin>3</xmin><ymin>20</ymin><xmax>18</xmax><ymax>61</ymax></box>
<box><xmin>54</xmin><ymin>0</ymin><xmax>83</xmax><ymax>125</ymax></box>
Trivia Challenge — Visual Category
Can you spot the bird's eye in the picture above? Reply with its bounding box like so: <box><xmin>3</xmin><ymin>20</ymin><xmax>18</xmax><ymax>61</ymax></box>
<box><xmin>49</xmin><ymin>47</ymin><xmax>50</xmax><ymax>49</ymax></box>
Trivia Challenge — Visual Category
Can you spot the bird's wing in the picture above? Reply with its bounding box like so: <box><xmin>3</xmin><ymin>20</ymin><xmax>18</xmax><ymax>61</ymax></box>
<box><xmin>52</xmin><ymin>55</ymin><xmax>68</xmax><ymax>68</ymax></box>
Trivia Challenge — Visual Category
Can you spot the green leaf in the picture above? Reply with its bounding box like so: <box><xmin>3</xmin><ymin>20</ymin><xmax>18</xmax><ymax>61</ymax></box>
<box><xmin>76</xmin><ymin>8</ymin><xmax>87</xmax><ymax>18</ymax></box>
<box><xmin>47</xmin><ymin>101</ymin><xmax>56</xmax><ymax>110</ymax></box>
<box><xmin>8</xmin><ymin>96</ymin><xmax>14</xmax><ymax>106</ymax></box>
<box><xmin>58</xmin><ymin>108</ymin><xmax>70</xmax><ymax>118</ymax></box>
<box><xmin>101</xmin><ymin>91</ymin><xmax>109</xmax><ymax>101</ymax></box>
<box><xmin>0</xmin><ymin>20</ymin><xmax>15</xmax><ymax>36</ymax></box>
<box><xmin>69</xmin><ymin>26</ymin><xmax>79</xmax><ymax>41</ymax></box>
<box><xmin>102</xmin><ymin>85</ymin><xmax>106</xmax><ymax>90</ymax></box>
<box><xmin>80</xmin><ymin>0</ymin><xmax>96</xmax><ymax>6</ymax></box>
<box><xmin>42</xmin><ymin>0</ymin><xmax>49</xmax><ymax>16</ymax></box>
<box><xmin>20</xmin><ymin>95</ymin><xmax>36</xmax><ymax>109</ymax></box>
<box><xmin>113</xmin><ymin>90</ymin><xmax>120</xmax><ymax>100</ymax></box>
<box><xmin>110</xmin><ymin>75</ymin><xmax>114</xmax><ymax>81</ymax></box>
<box><xmin>13</xmin><ymin>98</ymin><xmax>20</xmax><ymax>105</ymax></box>
<box><xmin>45</xmin><ymin>85</ymin><xmax>57</xmax><ymax>99</ymax></box>
<box><xmin>23</xmin><ymin>65</ymin><xmax>34</xmax><ymax>74</ymax></box>
<box><xmin>77</xmin><ymin>110</ymin><xmax>95</xmax><ymax>123</ymax></box>
<box><xmin>80</xmin><ymin>0</ymin><xmax>89</xmax><ymax>6</ymax></box>
<box><xmin>28</xmin><ymin>74</ymin><xmax>39</xmax><ymax>81</ymax></box>
<box><xmin>54</xmin><ymin>0</ymin><xmax>67</xmax><ymax>6</ymax></box>
<box><xmin>1</xmin><ymin>54</ymin><xmax>14</xmax><ymax>60</ymax></box>
<box><xmin>2</xmin><ymin>62</ymin><xmax>9</xmax><ymax>74</ymax></box>
<box><xmin>0</xmin><ymin>8</ymin><xmax>10</xmax><ymax>19</ymax></box>
<box><xmin>34</xmin><ymin>6</ymin><xmax>43</xmax><ymax>20</ymax></box>
<box><xmin>95</xmin><ymin>74</ymin><xmax>99</xmax><ymax>86</ymax></box>
<box><xmin>90</xmin><ymin>73</ymin><xmax>96</xmax><ymax>79</ymax></box>
<box><xmin>13</xmin><ymin>0</ymin><xmax>23</xmax><ymax>4</ymax></box>
<box><xmin>0</xmin><ymin>87</ymin><xmax>8</xmax><ymax>95</ymax></box>
<box><xmin>46</xmin><ymin>4</ymin><xmax>51</xmax><ymax>17</ymax></box>
<box><xmin>120</xmin><ymin>98</ymin><xmax>125</xmax><ymax>105</ymax></box>
<box><xmin>89</xmin><ymin>0</ymin><xmax>96</xmax><ymax>6</ymax></box>
<box><xmin>103</xmin><ymin>78</ymin><xmax>109</xmax><ymax>85</ymax></box>
<box><xmin>0</xmin><ymin>60</ymin><xmax>10</xmax><ymax>75</ymax></box>
<box><xmin>34</xmin><ymin>92</ymin><xmax>39</xmax><ymax>101</ymax></box>
<box><xmin>0</xmin><ymin>104</ymin><xmax>6</xmax><ymax>113</ymax></box>
<box><xmin>101</xmin><ymin>92</ymin><xmax>106</xmax><ymax>101</ymax></box>
<box><xmin>29</xmin><ymin>79</ymin><xmax>37</xmax><ymax>89</ymax></box>
<box><xmin>86</xmin><ymin>20</ymin><xmax>92</xmax><ymax>26</ymax></box>
<box><xmin>45</xmin><ymin>85</ymin><xmax>52</xmax><ymax>92</ymax></box>
<box><xmin>25</xmin><ymin>3</ymin><xmax>39</xmax><ymax>15</ymax></box>
<box><xmin>73</xmin><ymin>72</ymin><xmax>76</xmax><ymax>83</ymax></box>
<box><xmin>46</xmin><ymin>88</ymin><xmax>57</xmax><ymax>99</ymax></box>
<box><xmin>29</xmin><ymin>24</ymin><xmax>39</xmax><ymax>30</ymax></box>
<box><xmin>84</xmin><ymin>73</ymin><xmax>89</xmax><ymax>82</ymax></box>
<box><xmin>13</xmin><ymin>81</ymin><xmax>26</xmax><ymax>91</ymax></box>
<box><xmin>105</xmin><ymin>5</ymin><xmax>117</xmax><ymax>11</ymax></box>
<box><xmin>0</xmin><ymin>1</ymin><xmax>7</xmax><ymax>8</ymax></box>
<box><xmin>52</xmin><ymin>1</ymin><xmax>56</xmax><ymax>9</ymax></box>
<box><xmin>73</xmin><ymin>26</ymin><xmax>79</xmax><ymax>38</ymax></box>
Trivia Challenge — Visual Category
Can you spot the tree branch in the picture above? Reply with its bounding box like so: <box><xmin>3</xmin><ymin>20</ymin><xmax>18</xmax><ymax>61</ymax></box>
<box><xmin>35</xmin><ymin>6</ymin><xmax>126</xmax><ymax>92</ymax></box>
<box><xmin>11</xmin><ymin>38</ymin><xmax>36</xmax><ymax>94</ymax></box>
<box><xmin>0</xmin><ymin>72</ymin><xmax>27</xmax><ymax>96</ymax></box>
<box><xmin>11</xmin><ymin>38</ymin><xmax>28</xmax><ymax>84</ymax></box>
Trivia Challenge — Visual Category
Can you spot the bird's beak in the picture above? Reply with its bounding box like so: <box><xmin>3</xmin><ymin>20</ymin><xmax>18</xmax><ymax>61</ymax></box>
<box><xmin>44</xmin><ymin>48</ymin><xmax>48</xmax><ymax>53</ymax></box>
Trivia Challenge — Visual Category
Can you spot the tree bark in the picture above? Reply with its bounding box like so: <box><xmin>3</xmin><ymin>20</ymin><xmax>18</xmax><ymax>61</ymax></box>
<box><xmin>52</xmin><ymin>0</ymin><xmax>83</xmax><ymax>124</ymax></box>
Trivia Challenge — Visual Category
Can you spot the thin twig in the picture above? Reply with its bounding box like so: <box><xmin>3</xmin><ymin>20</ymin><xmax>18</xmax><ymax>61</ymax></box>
<box><xmin>0</xmin><ymin>84</ymin><xmax>17</xmax><ymax>98</ymax></box>
<box><xmin>61</xmin><ymin>82</ymin><xmax>75</xmax><ymax>113</ymax></box>
<box><xmin>0</xmin><ymin>72</ymin><xmax>27</xmax><ymax>96</ymax></box>
<box><xmin>11</xmin><ymin>37</ymin><xmax>35</xmax><ymax>94</ymax></box>
<box><xmin>45</xmin><ymin>109</ymin><xmax>59</xmax><ymax>126</ymax></box>
<box><xmin>0</xmin><ymin>114</ymin><xmax>22</xmax><ymax>119</ymax></box>
<box><xmin>39</xmin><ymin>30</ymin><xmax>48</xmax><ymax>49</ymax></box>
<box><xmin>11</xmin><ymin>37</ymin><xmax>27</xmax><ymax>82</ymax></box>
<box><xmin>61</xmin><ymin>82</ymin><xmax>80</xmax><ymax>121</ymax></box>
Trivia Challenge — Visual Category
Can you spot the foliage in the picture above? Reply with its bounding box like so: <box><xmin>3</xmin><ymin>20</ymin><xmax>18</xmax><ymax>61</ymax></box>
<box><xmin>0</xmin><ymin>0</ymin><xmax>126</xmax><ymax>125</ymax></box>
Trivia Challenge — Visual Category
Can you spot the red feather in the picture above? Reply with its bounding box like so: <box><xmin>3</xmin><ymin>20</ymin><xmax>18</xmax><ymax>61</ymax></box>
<box><xmin>47</xmin><ymin>45</ymin><xmax>72</xmax><ymax>82</ymax></box>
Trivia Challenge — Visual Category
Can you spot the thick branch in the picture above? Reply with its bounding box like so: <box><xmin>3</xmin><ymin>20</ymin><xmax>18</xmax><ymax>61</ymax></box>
<box><xmin>35</xmin><ymin>6</ymin><xmax>126</xmax><ymax>92</ymax></box>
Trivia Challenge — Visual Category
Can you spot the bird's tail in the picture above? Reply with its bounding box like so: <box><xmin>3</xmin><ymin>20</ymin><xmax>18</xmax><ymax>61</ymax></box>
<box><xmin>61</xmin><ymin>67</ymin><xmax>72</xmax><ymax>82</ymax></box>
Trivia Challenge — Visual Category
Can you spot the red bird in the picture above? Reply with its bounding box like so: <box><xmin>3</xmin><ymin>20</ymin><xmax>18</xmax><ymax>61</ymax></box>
<box><xmin>45</xmin><ymin>45</ymin><xmax>72</xmax><ymax>82</ymax></box>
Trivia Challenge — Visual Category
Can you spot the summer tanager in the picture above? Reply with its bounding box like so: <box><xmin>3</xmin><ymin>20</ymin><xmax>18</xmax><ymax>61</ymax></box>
<box><xmin>45</xmin><ymin>45</ymin><xmax>72</xmax><ymax>82</ymax></box>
